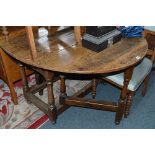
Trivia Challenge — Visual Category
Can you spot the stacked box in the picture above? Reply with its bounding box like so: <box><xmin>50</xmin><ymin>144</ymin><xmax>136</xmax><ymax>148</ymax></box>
<box><xmin>82</xmin><ymin>26</ymin><xmax>122</xmax><ymax>52</ymax></box>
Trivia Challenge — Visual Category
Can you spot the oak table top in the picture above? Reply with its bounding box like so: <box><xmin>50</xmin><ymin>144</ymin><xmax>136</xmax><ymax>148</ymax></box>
<box><xmin>0</xmin><ymin>29</ymin><xmax>148</xmax><ymax>74</ymax></box>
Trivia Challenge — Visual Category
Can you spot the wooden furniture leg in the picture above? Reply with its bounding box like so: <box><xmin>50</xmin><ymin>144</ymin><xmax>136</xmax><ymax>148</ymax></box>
<box><xmin>19</xmin><ymin>64</ymin><xmax>31</xmax><ymax>104</ymax></box>
<box><xmin>7</xmin><ymin>78</ymin><xmax>18</xmax><ymax>105</ymax></box>
<box><xmin>1</xmin><ymin>26</ymin><xmax>9</xmax><ymax>41</ymax></box>
<box><xmin>74</xmin><ymin>26</ymin><xmax>81</xmax><ymax>45</ymax></box>
<box><xmin>141</xmin><ymin>75</ymin><xmax>150</xmax><ymax>96</ymax></box>
<box><xmin>124</xmin><ymin>92</ymin><xmax>134</xmax><ymax>118</ymax></box>
<box><xmin>115</xmin><ymin>67</ymin><xmax>134</xmax><ymax>124</ymax></box>
<box><xmin>92</xmin><ymin>78</ymin><xmax>97</xmax><ymax>99</ymax></box>
<box><xmin>25</xmin><ymin>26</ymin><xmax>37</xmax><ymax>60</ymax></box>
<box><xmin>45</xmin><ymin>72</ymin><xmax>57</xmax><ymax>124</ymax></box>
<box><xmin>60</xmin><ymin>75</ymin><xmax>67</xmax><ymax>105</ymax></box>
<box><xmin>35</xmin><ymin>73</ymin><xmax>44</xmax><ymax>95</ymax></box>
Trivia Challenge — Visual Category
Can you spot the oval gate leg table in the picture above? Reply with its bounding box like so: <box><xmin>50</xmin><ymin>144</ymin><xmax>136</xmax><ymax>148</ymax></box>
<box><xmin>0</xmin><ymin>26</ymin><xmax>148</xmax><ymax>125</ymax></box>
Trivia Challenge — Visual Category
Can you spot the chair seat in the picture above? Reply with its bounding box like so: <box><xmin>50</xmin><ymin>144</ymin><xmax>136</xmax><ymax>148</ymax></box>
<box><xmin>144</xmin><ymin>26</ymin><xmax>155</xmax><ymax>32</ymax></box>
<box><xmin>105</xmin><ymin>58</ymin><xmax>152</xmax><ymax>91</ymax></box>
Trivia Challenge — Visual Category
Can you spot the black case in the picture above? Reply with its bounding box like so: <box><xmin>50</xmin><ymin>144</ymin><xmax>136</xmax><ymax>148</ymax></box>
<box><xmin>86</xmin><ymin>26</ymin><xmax>116</xmax><ymax>37</ymax></box>
<box><xmin>82</xmin><ymin>39</ymin><xmax>108</xmax><ymax>52</ymax></box>
<box><xmin>82</xmin><ymin>26</ymin><xmax>122</xmax><ymax>52</ymax></box>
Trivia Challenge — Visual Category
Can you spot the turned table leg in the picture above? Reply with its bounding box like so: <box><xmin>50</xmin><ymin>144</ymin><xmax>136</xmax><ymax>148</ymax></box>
<box><xmin>59</xmin><ymin>75</ymin><xmax>67</xmax><ymax>105</ymax></box>
<box><xmin>115</xmin><ymin>67</ymin><xmax>134</xmax><ymax>125</ymax></box>
<box><xmin>45</xmin><ymin>72</ymin><xmax>57</xmax><ymax>124</ymax></box>
<box><xmin>19</xmin><ymin>64</ymin><xmax>30</xmax><ymax>104</ymax></box>
<box><xmin>35</xmin><ymin>73</ymin><xmax>44</xmax><ymax>95</ymax></box>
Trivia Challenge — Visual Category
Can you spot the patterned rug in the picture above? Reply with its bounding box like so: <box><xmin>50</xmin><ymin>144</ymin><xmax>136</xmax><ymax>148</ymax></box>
<box><xmin>0</xmin><ymin>75</ymin><xmax>90</xmax><ymax>129</ymax></box>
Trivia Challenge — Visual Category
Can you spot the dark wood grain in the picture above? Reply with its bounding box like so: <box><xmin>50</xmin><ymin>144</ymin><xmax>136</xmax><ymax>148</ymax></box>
<box><xmin>0</xmin><ymin>29</ymin><xmax>147</xmax><ymax>75</ymax></box>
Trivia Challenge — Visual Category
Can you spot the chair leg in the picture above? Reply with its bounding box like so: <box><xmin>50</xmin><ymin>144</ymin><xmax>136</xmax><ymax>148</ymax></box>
<box><xmin>141</xmin><ymin>75</ymin><xmax>150</xmax><ymax>96</ymax></box>
<box><xmin>124</xmin><ymin>92</ymin><xmax>134</xmax><ymax>118</ymax></box>
<box><xmin>7</xmin><ymin>80</ymin><xmax>18</xmax><ymax>105</ymax></box>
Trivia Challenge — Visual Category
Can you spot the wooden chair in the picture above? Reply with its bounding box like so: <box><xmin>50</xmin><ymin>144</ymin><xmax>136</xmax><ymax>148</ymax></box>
<box><xmin>90</xmin><ymin>28</ymin><xmax>155</xmax><ymax>118</ymax></box>
<box><xmin>99</xmin><ymin>47</ymin><xmax>155</xmax><ymax>118</ymax></box>
<box><xmin>0</xmin><ymin>27</ymin><xmax>33</xmax><ymax>104</ymax></box>
<box><xmin>143</xmin><ymin>27</ymin><xmax>155</xmax><ymax>71</ymax></box>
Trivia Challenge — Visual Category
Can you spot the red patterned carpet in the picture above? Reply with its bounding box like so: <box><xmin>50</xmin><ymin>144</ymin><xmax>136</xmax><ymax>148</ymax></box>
<box><xmin>0</xmin><ymin>75</ymin><xmax>46</xmax><ymax>128</ymax></box>
<box><xmin>0</xmin><ymin>75</ymin><xmax>90</xmax><ymax>129</ymax></box>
